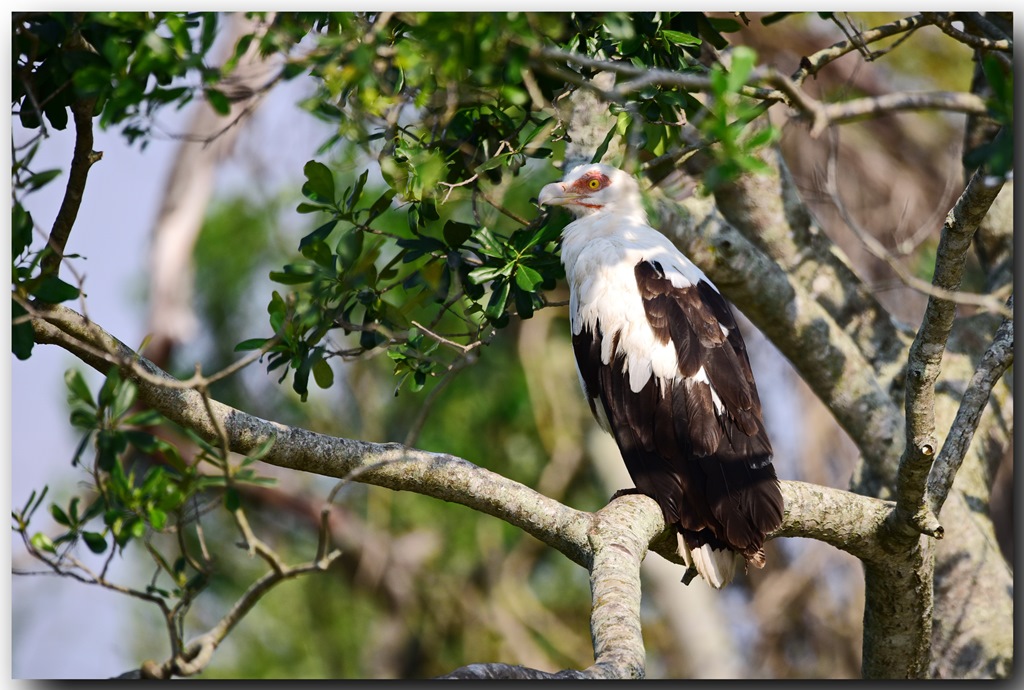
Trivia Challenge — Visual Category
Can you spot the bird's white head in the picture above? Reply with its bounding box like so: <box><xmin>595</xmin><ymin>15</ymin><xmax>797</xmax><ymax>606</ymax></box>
<box><xmin>538</xmin><ymin>164</ymin><xmax>644</xmax><ymax>219</ymax></box>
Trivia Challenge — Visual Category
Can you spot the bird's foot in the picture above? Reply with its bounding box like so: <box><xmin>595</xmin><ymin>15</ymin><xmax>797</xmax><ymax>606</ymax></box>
<box><xmin>609</xmin><ymin>487</ymin><xmax>643</xmax><ymax>502</ymax></box>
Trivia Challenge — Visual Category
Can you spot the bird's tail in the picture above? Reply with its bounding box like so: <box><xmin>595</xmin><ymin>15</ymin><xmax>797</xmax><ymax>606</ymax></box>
<box><xmin>676</xmin><ymin>531</ymin><xmax>741</xmax><ymax>589</ymax></box>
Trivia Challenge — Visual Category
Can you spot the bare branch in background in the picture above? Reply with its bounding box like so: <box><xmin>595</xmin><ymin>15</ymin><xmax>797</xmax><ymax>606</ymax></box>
<box><xmin>822</xmin><ymin>138</ymin><xmax>1011</xmax><ymax>319</ymax></box>
<box><xmin>146</xmin><ymin>12</ymin><xmax>280</xmax><ymax>365</ymax></box>
<box><xmin>791</xmin><ymin>14</ymin><xmax>934</xmax><ymax>85</ymax></box>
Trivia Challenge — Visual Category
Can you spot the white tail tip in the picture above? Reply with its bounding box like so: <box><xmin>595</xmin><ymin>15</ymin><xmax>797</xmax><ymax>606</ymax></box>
<box><xmin>676</xmin><ymin>533</ymin><xmax>740</xmax><ymax>589</ymax></box>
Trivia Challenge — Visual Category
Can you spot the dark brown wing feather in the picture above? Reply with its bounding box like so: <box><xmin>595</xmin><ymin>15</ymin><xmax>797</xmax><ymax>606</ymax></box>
<box><xmin>571</xmin><ymin>261</ymin><xmax>783</xmax><ymax>563</ymax></box>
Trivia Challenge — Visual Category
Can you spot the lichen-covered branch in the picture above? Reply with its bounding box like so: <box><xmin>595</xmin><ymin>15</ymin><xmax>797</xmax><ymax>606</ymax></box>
<box><xmin>821</xmin><ymin>91</ymin><xmax>987</xmax><ymax>127</ymax></box>
<box><xmin>861</xmin><ymin>537</ymin><xmax>935</xmax><ymax>678</ymax></box>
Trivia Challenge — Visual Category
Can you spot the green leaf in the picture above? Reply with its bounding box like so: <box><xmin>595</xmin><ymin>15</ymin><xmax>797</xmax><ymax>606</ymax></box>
<box><xmin>302</xmin><ymin>160</ymin><xmax>336</xmax><ymax>203</ymax></box>
<box><xmin>31</xmin><ymin>532</ymin><xmax>57</xmax><ymax>554</ymax></box>
<box><xmin>205</xmin><ymin>87</ymin><xmax>231</xmax><ymax>115</ymax></box>
<box><xmin>469</xmin><ymin>265</ymin><xmax>510</xmax><ymax>285</ymax></box>
<box><xmin>299</xmin><ymin>219</ymin><xmax>339</xmax><ymax>251</ymax></box>
<box><xmin>12</xmin><ymin>203</ymin><xmax>33</xmax><ymax>258</ymax></box>
<box><xmin>269</xmin><ymin>266</ymin><xmax>317</xmax><ymax>285</ymax></box>
<box><xmin>662</xmin><ymin>29</ymin><xmax>701</xmax><ymax>46</ymax></box>
<box><xmin>122</xmin><ymin>409</ymin><xmax>164</xmax><ymax>427</ymax></box>
<box><xmin>514</xmin><ymin>285</ymin><xmax>535</xmax><ymax>319</ymax></box>
<box><xmin>64</xmin><ymin>369</ymin><xmax>96</xmax><ymax>408</ymax></box>
<box><xmin>301</xmin><ymin>238</ymin><xmax>334</xmax><ymax>269</ymax></box>
<box><xmin>366</xmin><ymin>189</ymin><xmax>396</xmax><ymax>217</ymax></box>
<box><xmin>297</xmin><ymin>202</ymin><xmax>332</xmax><ymax>214</ymax></box>
<box><xmin>96</xmin><ymin>429</ymin><xmax>125</xmax><ymax>471</ymax></box>
<box><xmin>30</xmin><ymin>275</ymin><xmax>80</xmax><ymax>303</ymax></box>
<box><xmin>982</xmin><ymin>54</ymin><xmax>1012</xmax><ymax>113</ymax></box>
<box><xmin>82</xmin><ymin>531</ymin><xmax>107</xmax><ymax>554</ymax></box>
<box><xmin>50</xmin><ymin>503</ymin><xmax>72</xmax><ymax>527</ymax></box>
<box><xmin>336</xmin><ymin>229</ymin><xmax>364</xmax><ymax>271</ymax></box>
<box><xmin>148</xmin><ymin>508</ymin><xmax>168</xmax><ymax>531</ymax></box>
<box><xmin>112</xmin><ymin>379</ymin><xmax>138</xmax><ymax>419</ymax></box>
<box><xmin>268</xmin><ymin>291</ymin><xmax>287</xmax><ymax>334</ymax></box>
<box><xmin>313</xmin><ymin>358</ymin><xmax>334</xmax><ymax>389</ymax></box>
<box><xmin>727</xmin><ymin>46</ymin><xmax>757</xmax><ymax>93</ymax></box>
<box><xmin>484</xmin><ymin>279</ymin><xmax>511</xmax><ymax>321</ymax></box>
<box><xmin>443</xmin><ymin>221</ymin><xmax>473</xmax><ymax>249</ymax></box>
<box><xmin>11</xmin><ymin>301</ymin><xmax>34</xmax><ymax>360</ymax></box>
<box><xmin>514</xmin><ymin>265</ymin><xmax>544</xmax><ymax>291</ymax></box>
<box><xmin>70</xmin><ymin>408</ymin><xmax>98</xmax><ymax>429</ymax></box>
<box><xmin>235</xmin><ymin>337</ymin><xmax>269</xmax><ymax>352</ymax></box>
<box><xmin>345</xmin><ymin>169</ymin><xmax>369</xmax><ymax>211</ymax></box>
<box><xmin>473</xmin><ymin>226</ymin><xmax>507</xmax><ymax>259</ymax></box>
<box><xmin>24</xmin><ymin>169</ymin><xmax>63</xmax><ymax>193</ymax></box>
<box><xmin>224</xmin><ymin>487</ymin><xmax>241</xmax><ymax>512</ymax></box>
<box><xmin>98</xmin><ymin>368</ymin><xmax>122</xmax><ymax>409</ymax></box>
<box><xmin>744</xmin><ymin>125</ymin><xmax>779</xmax><ymax>150</ymax></box>
<box><xmin>709</xmin><ymin>16</ymin><xmax>743</xmax><ymax>33</ymax></box>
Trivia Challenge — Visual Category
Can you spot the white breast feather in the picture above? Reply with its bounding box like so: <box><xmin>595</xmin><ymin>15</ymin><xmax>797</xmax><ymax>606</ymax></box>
<box><xmin>563</xmin><ymin>213</ymin><xmax>728</xmax><ymax>404</ymax></box>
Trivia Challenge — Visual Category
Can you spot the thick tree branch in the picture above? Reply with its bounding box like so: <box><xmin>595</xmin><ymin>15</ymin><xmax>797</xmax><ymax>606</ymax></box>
<box><xmin>821</xmin><ymin>91</ymin><xmax>987</xmax><ymax>128</ymax></box>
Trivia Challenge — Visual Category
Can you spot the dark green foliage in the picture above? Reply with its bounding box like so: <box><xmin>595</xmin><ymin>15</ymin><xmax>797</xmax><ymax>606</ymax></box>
<box><xmin>13</xmin><ymin>12</ymin><xmax>226</xmax><ymax>144</ymax></box>
<box><xmin>963</xmin><ymin>54</ymin><xmax>1013</xmax><ymax>177</ymax></box>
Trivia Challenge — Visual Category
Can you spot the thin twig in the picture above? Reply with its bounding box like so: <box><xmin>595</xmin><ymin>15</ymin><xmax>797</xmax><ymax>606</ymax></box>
<box><xmin>928</xmin><ymin>298</ymin><xmax>1013</xmax><ymax>515</ymax></box>
<box><xmin>41</xmin><ymin>95</ymin><xmax>99</xmax><ymax>278</ymax></box>
<box><xmin>822</xmin><ymin>141</ymin><xmax>1011</xmax><ymax>319</ymax></box>
<box><xmin>893</xmin><ymin>165</ymin><xmax>1006</xmax><ymax>540</ymax></box>
<box><xmin>792</xmin><ymin>14</ymin><xmax>935</xmax><ymax>85</ymax></box>
<box><xmin>924</xmin><ymin>12</ymin><xmax>1012</xmax><ymax>54</ymax></box>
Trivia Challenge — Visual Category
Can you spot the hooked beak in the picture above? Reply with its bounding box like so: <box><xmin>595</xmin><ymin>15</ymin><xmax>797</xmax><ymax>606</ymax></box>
<box><xmin>538</xmin><ymin>182</ymin><xmax>577</xmax><ymax>207</ymax></box>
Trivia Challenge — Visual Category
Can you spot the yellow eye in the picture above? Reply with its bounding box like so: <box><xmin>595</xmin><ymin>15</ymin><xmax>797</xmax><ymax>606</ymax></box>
<box><xmin>587</xmin><ymin>178</ymin><xmax>601</xmax><ymax>190</ymax></box>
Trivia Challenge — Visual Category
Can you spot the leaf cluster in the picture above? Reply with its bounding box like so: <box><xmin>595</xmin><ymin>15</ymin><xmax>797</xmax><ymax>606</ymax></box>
<box><xmin>698</xmin><ymin>46</ymin><xmax>780</xmax><ymax>191</ymax></box>
<box><xmin>238</xmin><ymin>158</ymin><xmax>563</xmax><ymax>398</ymax></box>
<box><xmin>11</xmin><ymin>202</ymin><xmax>81</xmax><ymax>360</ymax></box>
<box><xmin>13</xmin><ymin>367</ymin><xmax>275</xmax><ymax>605</ymax></box>
<box><xmin>13</xmin><ymin>12</ymin><xmax>227</xmax><ymax>143</ymax></box>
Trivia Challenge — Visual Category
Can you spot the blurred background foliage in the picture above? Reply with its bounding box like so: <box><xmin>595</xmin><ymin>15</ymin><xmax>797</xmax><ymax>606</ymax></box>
<box><xmin>12</xmin><ymin>10</ymin><xmax>1010</xmax><ymax>678</ymax></box>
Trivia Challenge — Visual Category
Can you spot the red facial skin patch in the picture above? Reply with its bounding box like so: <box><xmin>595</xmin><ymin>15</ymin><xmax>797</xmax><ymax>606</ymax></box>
<box><xmin>568</xmin><ymin>172</ymin><xmax>611</xmax><ymax>208</ymax></box>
